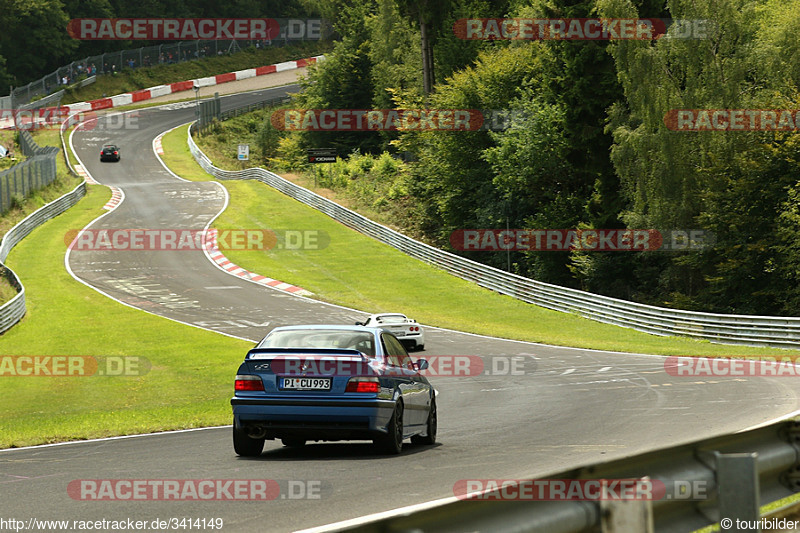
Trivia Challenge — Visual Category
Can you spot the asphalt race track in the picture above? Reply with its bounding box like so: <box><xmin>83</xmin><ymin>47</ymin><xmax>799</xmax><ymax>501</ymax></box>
<box><xmin>2</xmin><ymin>85</ymin><xmax>800</xmax><ymax>532</ymax></box>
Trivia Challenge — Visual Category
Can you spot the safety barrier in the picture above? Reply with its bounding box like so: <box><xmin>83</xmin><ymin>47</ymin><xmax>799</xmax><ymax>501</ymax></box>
<box><xmin>301</xmin><ymin>419</ymin><xmax>800</xmax><ymax>533</ymax></box>
<box><xmin>187</xmin><ymin>120</ymin><xmax>800</xmax><ymax>348</ymax></box>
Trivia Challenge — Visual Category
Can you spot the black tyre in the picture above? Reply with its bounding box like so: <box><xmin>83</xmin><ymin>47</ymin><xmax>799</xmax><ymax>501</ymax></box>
<box><xmin>281</xmin><ymin>438</ymin><xmax>306</xmax><ymax>448</ymax></box>
<box><xmin>411</xmin><ymin>397</ymin><xmax>437</xmax><ymax>445</ymax></box>
<box><xmin>375</xmin><ymin>401</ymin><xmax>404</xmax><ymax>454</ymax></box>
<box><xmin>233</xmin><ymin>424</ymin><xmax>264</xmax><ymax>457</ymax></box>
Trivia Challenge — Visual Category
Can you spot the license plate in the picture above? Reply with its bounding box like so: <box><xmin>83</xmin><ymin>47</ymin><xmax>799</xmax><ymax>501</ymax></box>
<box><xmin>281</xmin><ymin>377</ymin><xmax>331</xmax><ymax>390</ymax></box>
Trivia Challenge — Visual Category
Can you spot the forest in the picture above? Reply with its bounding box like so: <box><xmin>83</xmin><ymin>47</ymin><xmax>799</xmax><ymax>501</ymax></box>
<box><xmin>281</xmin><ymin>0</ymin><xmax>800</xmax><ymax>316</ymax></box>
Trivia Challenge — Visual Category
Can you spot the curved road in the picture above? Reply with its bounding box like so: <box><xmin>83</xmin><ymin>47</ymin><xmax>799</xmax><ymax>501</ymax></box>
<box><xmin>2</xmin><ymin>86</ymin><xmax>800</xmax><ymax>532</ymax></box>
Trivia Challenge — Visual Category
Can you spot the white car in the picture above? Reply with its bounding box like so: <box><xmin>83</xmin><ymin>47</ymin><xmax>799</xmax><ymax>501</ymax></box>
<box><xmin>356</xmin><ymin>313</ymin><xmax>425</xmax><ymax>351</ymax></box>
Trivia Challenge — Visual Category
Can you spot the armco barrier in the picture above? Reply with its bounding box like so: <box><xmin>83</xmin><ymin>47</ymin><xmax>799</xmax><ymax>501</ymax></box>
<box><xmin>187</xmin><ymin>122</ymin><xmax>800</xmax><ymax>348</ymax></box>
<box><xmin>300</xmin><ymin>418</ymin><xmax>800</xmax><ymax>533</ymax></box>
<box><xmin>0</xmin><ymin>116</ymin><xmax>87</xmax><ymax>335</ymax></box>
<box><xmin>0</xmin><ymin>181</ymin><xmax>86</xmax><ymax>335</ymax></box>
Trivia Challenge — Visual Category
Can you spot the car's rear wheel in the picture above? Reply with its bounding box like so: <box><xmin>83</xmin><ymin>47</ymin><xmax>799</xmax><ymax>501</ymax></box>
<box><xmin>233</xmin><ymin>424</ymin><xmax>264</xmax><ymax>457</ymax></box>
<box><xmin>281</xmin><ymin>438</ymin><xmax>306</xmax><ymax>448</ymax></box>
<box><xmin>411</xmin><ymin>398</ymin><xmax>437</xmax><ymax>445</ymax></box>
<box><xmin>375</xmin><ymin>401</ymin><xmax>403</xmax><ymax>454</ymax></box>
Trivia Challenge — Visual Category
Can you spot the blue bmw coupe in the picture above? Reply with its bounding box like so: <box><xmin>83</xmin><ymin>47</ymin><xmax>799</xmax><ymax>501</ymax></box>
<box><xmin>231</xmin><ymin>325</ymin><xmax>437</xmax><ymax>456</ymax></box>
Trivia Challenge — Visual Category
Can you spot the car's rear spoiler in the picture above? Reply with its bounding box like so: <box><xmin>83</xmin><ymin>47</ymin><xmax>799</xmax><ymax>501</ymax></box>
<box><xmin>245</xmin><ymin>348</ymin><xmax>366</xmax><ymax>359</ymax></box>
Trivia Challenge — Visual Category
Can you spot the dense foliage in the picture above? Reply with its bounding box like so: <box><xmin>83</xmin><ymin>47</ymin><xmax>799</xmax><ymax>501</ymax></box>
<box><xmin>0</xmin><ymin>0</ymin><xmax>318</xmax><ymax>94</ymax></box>
<box><xmin>280</xmin><ymin>0</ymin><xmax>800</xmax><ymax>315</ymax></box>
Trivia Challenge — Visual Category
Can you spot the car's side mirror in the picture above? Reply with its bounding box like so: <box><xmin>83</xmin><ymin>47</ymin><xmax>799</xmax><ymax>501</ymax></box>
<box><xmin>354</xmin><ymin>321</ymin><xmax>364</xmax><ymax>326</ymax></box>
<box><xmin>415</xmin><ymin>359</ymin><xmax>429</xmax><ymax>371</ymax></box>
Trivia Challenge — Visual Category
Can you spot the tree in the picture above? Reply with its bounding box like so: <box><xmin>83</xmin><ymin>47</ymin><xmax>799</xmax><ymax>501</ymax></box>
<box><xmin>292</xmin><ymin>3</ymin><xmax>379</xmax><ymax>155</ymax></box>
<box><xmin>394</xmin><ymin>0</ymin><xmax>453</xmax><ymax>95</ymax></box>
<box><xmin>0</xmin><ymin>0</ymin><xmax>78</xmax><ymax>87</ymax></box>
<box><xmin>600</xmin><ymin>0</ymin><xmax>800</xmax><ymax>313</ymax></box>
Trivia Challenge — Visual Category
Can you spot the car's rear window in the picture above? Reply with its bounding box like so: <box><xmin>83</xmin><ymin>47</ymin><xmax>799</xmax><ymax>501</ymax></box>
<box><xmin>258</xmin><ymin>330</ymin><xmax>376</xmax><ymax>356</ymax></box>
<box><xmin>375</xmin><ymin>315</ymin><xmax>406</xmax><ymax>324</ymax></box>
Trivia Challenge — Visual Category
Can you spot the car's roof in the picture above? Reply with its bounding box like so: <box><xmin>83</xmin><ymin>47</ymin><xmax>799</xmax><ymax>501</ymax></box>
<box><xmin>367</xmin><ymin>313</ymin><xmax>408</xmax><ymax>319</ymax></box>
<box><xmin>102</xmin><ymin>144</ymin><xmax>118</xmax><ymax>148</ymax></box>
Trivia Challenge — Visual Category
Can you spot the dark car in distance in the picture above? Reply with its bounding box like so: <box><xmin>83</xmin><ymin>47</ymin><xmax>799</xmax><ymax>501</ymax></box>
<box><xmin>100</xmin><ymin>144</ymin><xmax>120</xmax><ymax>162</ymax></box>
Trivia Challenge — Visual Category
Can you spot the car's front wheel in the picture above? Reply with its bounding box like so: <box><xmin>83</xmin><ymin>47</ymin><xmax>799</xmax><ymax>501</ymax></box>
<box><xmin>233</xmin><ymin>424</ymin><xmax>264</xmax><ymax>457</ymax></box>
<box><xmin>411</xmin><ymin>398</ymin><xmax>436</xmax><ymax>445</ymax></box>
<box><xmin>375</xmin><ymin>401</ymin><xmax>404</xmax><ymax>454</ymax></box>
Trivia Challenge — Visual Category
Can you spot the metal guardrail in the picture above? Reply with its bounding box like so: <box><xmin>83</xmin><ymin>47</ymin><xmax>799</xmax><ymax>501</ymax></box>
<box><xmin>301</xmin><ymin>419</ymin><xmax>800</xmax><ymax>533</ymax></box>
<box><xmin>0</xmin><ymin>181</ymin><xmax>86</xmax><ymax>335</ymax></box>
<box><xmin>1</xmin><ymin>132</ymin><xmax>60</xmax><ymax>215</ymax></box>
<box><xmin>0</xmin><ymin>120</ymin><xmax>87</xmax><ymax>335</ymax></box>
<box><xmin>186</xmin><ymin>124</ymin><xmax>800</xmax><ymax>348</ymax></box>
<box><xmin>17</xmin><ymin>90</ymin><xmax>65</xmax><ymax>111</ymax></box>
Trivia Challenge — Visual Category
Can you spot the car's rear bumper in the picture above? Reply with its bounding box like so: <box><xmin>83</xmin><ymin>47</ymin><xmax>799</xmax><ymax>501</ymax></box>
<box><xmin>232</xmin><ymin>397</ymin><xmax>395</xmax><ymax>440</ymax></box>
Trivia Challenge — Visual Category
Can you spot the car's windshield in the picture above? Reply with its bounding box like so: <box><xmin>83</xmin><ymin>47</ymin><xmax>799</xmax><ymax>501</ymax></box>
<box><xmin>375</xmin><ymin>315</ymin><xmax>406</xmax><ymax>324</ymax></box>
<box><xmin>258</xmin><ymin>329</ymin><xmax>376</xmax><ymax>356</ymax></box>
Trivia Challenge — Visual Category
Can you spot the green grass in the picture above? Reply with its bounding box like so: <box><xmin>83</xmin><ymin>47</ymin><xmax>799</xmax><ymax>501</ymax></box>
<box><xmin>62</xmin><ymin>41</ymin><xmax>332</xmax><ymax>104</ymax></box>
<box><xmin>0</xmin><ymin>130</ymin><xmax>22</xmax><ymax>171</ymax></box>
<box><xmin>0</xmin><ymin>127</ymin><xmax>82</xmax><ymax>238</ymax></box>
<box><xmin>0</xmin><ymin>185</ymin><xmax>251</xmax><ymax>448</ymax></box>
<box><xmin>0</xmin><ymin>127</ymin><xmax>83</xmax><ymax>305</ymax></box>
<box><xmin>162</xmin><ymin>124</ymin><xmax>800</xmax><ymax>357</ymax></box>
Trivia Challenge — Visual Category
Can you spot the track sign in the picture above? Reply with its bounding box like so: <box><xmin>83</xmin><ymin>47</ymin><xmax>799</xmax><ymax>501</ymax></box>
<box><xmin>238</xmin><ymin>144</ymin><xmax>249</xmax><ymax>161</ymax></box>
<box><xmin>307</xmin><ymin>148</ymin><xmax>336</xmax><ymax>164</ymax></box>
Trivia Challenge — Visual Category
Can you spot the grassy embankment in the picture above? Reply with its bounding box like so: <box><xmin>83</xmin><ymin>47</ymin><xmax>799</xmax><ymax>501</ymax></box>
<box><xmin>162</xmin><ymin>123</ymin><xmax>800</xmax><ymax>357</ymax></box>
<box><xmin>0</xmin><ymin>125</ymin><xmax>251</xmax><ymax>449</ymax></box>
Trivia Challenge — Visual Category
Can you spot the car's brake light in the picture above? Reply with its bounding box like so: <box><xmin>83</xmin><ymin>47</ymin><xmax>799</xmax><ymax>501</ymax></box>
<box><xmin>235</xmin><ymin>375</ymin><xmax>264</xmax><ymax>391</ymax></box>
<box><xmin>114</xmin><ymin>151</ymin><xmax>118</xmax><ymax>155</ymax></box>
<box><xmin>345</xmin><ymin>377</ymin><xmax>380</xmax><ymax>393</ymax></box>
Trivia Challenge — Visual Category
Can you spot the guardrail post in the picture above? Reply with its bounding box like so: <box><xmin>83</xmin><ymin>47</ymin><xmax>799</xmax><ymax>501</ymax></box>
<box><xmin>717</xmin><ymin>452</ymin><xmax>760</xmax><ymax>532</ymax></box>
<box><xmin>600</xmin><ymin>477</ymin><xmax>654</xmax><ymax>533</ymax></box>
